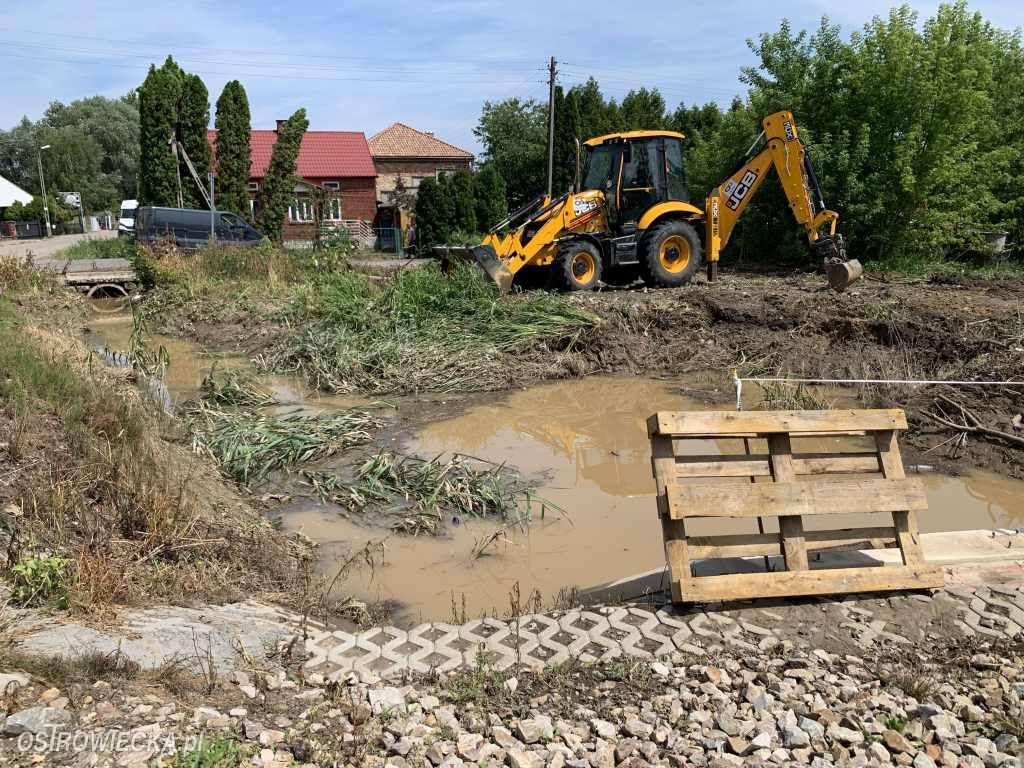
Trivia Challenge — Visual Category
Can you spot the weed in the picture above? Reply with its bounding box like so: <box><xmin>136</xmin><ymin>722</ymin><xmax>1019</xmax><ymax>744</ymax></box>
<box><xmin>186</xmin><ymin>403</ymin><xmax>381</xmax><ymax>484</ymax></box>
<box><xmin>178</xmin><ymin>736</ymin><xmax>241</xmax><ymax>768</ymax></box>
<box><xmin>883</xmin><ymin>716</ymin><xmax>906</xmax><ymax>732</ymax></box>
<box><xmin>9</xmin><ymin>553</ymin><xmax>73</xmax><ymax>608</ymax></box>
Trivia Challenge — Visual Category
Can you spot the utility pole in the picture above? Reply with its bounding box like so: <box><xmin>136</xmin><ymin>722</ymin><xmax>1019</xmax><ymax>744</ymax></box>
<box><xmin>37</xmin><ymin>145</ymin><xmax>52</xmax><ymax>237</ymax></box>
<box><xmin>546</xmin><ymin>55</ymin><xmax>557</xmax><ymax>199</ymax></box>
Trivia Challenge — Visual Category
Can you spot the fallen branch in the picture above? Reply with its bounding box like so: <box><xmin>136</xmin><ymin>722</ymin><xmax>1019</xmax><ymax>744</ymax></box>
<box><xmin>923</xmin><ymin>394</ymin><xmax>1024</xmax><ymax>448</ymax></box>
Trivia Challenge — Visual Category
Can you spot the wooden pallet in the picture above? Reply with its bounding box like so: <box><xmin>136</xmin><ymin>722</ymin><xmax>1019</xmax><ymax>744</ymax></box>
<box><xmin>647</xmin><ymin>409</ymin><xmax>944</xmax><ymax>603</ymax></box>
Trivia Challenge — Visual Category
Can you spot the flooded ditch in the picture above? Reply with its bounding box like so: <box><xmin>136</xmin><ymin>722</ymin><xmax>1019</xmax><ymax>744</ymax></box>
<box><xmin>85</xmin><ymin>310</ymin><xmax>1024</xmax><ymax>625</ymax></box>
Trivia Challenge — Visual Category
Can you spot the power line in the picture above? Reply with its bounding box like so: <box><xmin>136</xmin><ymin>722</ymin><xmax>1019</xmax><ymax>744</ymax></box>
<box><xmin>0</xmin><ymin>39</ymin><xmax>545</xmax><ymax>78</ymax></box>
<box><xmin>4</xmin><ymin>27</ymin><xmax>540</xmax><ymax>67</ymax></box>
<box><xmin>0</xmin><ymin>51</ymin><xmax>538</xmax><ymax>86</ymax></box>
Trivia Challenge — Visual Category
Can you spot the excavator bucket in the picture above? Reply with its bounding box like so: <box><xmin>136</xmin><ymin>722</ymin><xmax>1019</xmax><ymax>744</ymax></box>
<box><xmin>826</xmin><ymin>259</ymin><xmax>864</xmax><ymax>292</ymax></box>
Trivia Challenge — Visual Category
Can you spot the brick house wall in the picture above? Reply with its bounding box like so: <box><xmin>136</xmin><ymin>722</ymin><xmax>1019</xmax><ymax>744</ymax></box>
<box><xmin>249</xmin><ymin>176</ymin><xmax>377</xmax><ymax>243</ymax></box>
<box><xmin>374</xmin><ymin>158</ymin><xmax>473</xmax><ymax>202</ymax></box>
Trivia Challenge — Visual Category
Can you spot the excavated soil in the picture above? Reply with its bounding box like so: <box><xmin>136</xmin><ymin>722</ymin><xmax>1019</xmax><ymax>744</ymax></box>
<box><xmin>554</xmin><ymin>273</ymin><xmax>1024</xmax><ymax>479</ymax></box>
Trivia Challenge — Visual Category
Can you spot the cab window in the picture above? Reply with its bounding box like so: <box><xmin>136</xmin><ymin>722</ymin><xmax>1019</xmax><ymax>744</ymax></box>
<box><xmin>582</xmin><ymin>144</ymin><xmax>617</xmax><ymax>191</ymax></box>
<box><xmin>665</xmin><ymin>139</ymin><xmax>688</xmax><ymax>201</ymax></box>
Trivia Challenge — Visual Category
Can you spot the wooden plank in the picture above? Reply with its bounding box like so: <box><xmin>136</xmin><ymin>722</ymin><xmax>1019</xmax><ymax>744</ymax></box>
<box><xmin>674</xmin><ymin>452</ymin><xmax>881</xmax><ymax>479</ymax></box>
<box><xmin>875</xmin><ymin>430</ymin><xmax>924</xmax><ymax>567</ymax></box>
<box><xmin>676</xmin><ymin>564</ymin><xmax>945</xmax><ymax>603</ymax></box>
<box><xmin>688</xmin><ymin>527</ymin><xmax>898</xmax><ymax>559</ymax></box>
<box><xmin>652</xmin><ymin>409</ymin><xmax>908</xmax><ymax>437</ymax></box>
<box><xmin>769</xmin><ymin>434</ymin><xmax>809</xmax><ymax>571</ymax></box>
<box><xmin>667</xmin><ymin>477</ymin><xmax>927</xmax><ymax>519</ymax></box>
<box><xmin>651</xmin><ymin>434</ymin><xmax>689</xmax><ymax>600</ymax></box>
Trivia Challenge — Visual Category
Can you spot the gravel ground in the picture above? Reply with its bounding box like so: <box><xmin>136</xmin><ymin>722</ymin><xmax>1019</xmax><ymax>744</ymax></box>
<box><xmin>1</xmin><ymin>633</ymin><xmax>1021</xmax><ymax>767</ymax></box>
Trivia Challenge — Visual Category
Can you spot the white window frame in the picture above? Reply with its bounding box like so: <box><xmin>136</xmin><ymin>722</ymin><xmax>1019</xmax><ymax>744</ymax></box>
<box><xmin>325</xmin><ymin>198</ymin><xmax>342</xmax><ymax>221</ymax></box>
<box><xmin>289</xmin><ymin>199</ymin><xmax>314</xmax><ymax>223</ymax></box>
<box><xmin>322</xmin><ymin>181</ymin><xmax>340</xmax><ymax>191</ymax></box>
<box><xmin>247</xmin><ymin>182</ymin><xmax>259</xmax><ymax>192</ymax></box>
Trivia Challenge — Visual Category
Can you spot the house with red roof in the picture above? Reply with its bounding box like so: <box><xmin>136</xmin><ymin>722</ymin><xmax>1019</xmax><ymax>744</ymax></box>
<box><xmin>208</xmin><ymin>121</ymin><xmax>376</xmax><ymax>243</ymax></box>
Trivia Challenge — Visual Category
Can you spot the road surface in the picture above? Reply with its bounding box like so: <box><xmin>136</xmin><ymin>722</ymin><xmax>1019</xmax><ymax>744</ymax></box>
<box><xmin>0</xmin><ymin>230</ymin><xmax>116</xmax><ymax>262</ymax></box>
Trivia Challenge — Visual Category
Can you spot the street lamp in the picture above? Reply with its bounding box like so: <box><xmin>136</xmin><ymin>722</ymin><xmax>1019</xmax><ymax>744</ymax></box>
<box><xmin>37</xmin><ymin>145</ymin><xmax>52</xmax><ymax>237</ymax></box>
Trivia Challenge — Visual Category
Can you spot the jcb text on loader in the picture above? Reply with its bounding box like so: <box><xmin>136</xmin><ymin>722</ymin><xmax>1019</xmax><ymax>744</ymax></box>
<box><xmin>450</xmin><ymin>111</ymin><xmax>862</xmax><ymax>293</ymax></box>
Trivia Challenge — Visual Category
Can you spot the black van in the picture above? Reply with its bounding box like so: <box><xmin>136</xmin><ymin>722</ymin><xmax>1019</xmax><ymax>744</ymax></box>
<box><xmin>134</xmin><ymin>206</ymin><xmax>263</xmax><ymax>249</ymax></box>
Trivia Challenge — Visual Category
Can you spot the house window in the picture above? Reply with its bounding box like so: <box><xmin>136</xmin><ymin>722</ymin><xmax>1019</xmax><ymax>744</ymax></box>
<box><xmin>322</xmin><ymin>181</ymin><xmax>340</xmax><ymax>191</ymax></box>
<box><xmin>289</xmin><ymin>199</ymin><xmax>313</xmax><ymax>222</ymax></box>
<box><xmin>247</xmin><ymin>182</ymin><xmax>259</xmax><ymax>192</ymax></box>
<box><xmin>325</xmin><ymin>198</ymin><xmax>342</xmax><ymax>220</ymax></box>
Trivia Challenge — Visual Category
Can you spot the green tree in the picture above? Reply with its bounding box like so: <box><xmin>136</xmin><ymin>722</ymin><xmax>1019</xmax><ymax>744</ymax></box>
<box><xmin>619</xmin><ymin>88</ymin><xmax>668</xmax><ymax>130</ymax></box>
<box><xmin>36</xmin><ymin>125</ymin><xmax>102</xmax><ymax>212</ymax></box>
<box><xmin>214</xmin><ymin>80</ymin><xmax>253</xmax><ymax>220</ymax></box>
<box><xmin>137</xmin><ymin>57</ymin><xmax>183</xmax><ymax>206</ymax></box>
<box><xmin>473</xmin><ymin>164</ymin><xmax>507</xmax><ymax>231</ymax></box>
<box><xmin>178</xmin><ymin>73</ymin><xmax>211</xmax><ymax>208</ymax></box>
<box><xmin>42</xmin><ymin>96</ymin><xmax>140</xmax><ymax>208</ymax></box>
<box><xmin>474</xmin><ymin>98</ymin><xmax>547</xmax><ymax>208</ymax></box>
<box><xmin>449</xmin><ymin>169</ymin><xmax>477</xmax><ymax>233</ymax></box>
<box><xmin>256</xmin><ymin>108</ymin><xmax>308</xmax><ymax>242</ymax></box>
<box><xmin>414</xmin><ymin>176</ymin><xmax>453</xmax><ymax>249</ymax></box>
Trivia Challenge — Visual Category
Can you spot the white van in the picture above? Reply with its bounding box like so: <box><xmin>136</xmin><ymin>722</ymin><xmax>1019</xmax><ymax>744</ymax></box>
<box><xmin>118</xmin><ymin>199</ymin><xmax>138</xmax><ymax>237</ymax></box>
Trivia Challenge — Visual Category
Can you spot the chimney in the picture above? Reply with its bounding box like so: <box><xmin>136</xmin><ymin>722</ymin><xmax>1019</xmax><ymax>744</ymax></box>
<box><xmin>276</xmin><ymin>119</ymin><xmax>286</xmax><ymax>132</ymax></box>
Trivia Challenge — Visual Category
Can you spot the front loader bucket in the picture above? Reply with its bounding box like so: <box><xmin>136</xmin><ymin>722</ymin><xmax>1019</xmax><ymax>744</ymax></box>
<box><xmin>826</xmin><ymin>259</ymin><xmax>864</xmax><ymax>292</ymax></box>
<box><xmin>434</xmin><ymin>244</ymin><xmax>514</xmax><ymax>294</ymax></box>
<box><xmin>472</xmin><ymin>244</ymin><xmax>514</xmax><ymax>294</ymax></box>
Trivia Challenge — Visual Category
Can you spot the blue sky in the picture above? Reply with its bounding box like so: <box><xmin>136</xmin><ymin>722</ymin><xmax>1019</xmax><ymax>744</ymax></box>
<box><xmin>2</xmin><ymin>0</ymin><xmax>1023</xmax><ymax>154</ymax></box>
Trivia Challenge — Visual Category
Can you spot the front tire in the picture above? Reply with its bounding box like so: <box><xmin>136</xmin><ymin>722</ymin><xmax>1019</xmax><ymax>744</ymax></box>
<box><xmin>553</xmin><ymin>240</ymin><xmax>602</xmax><ymax>291</ymax></box>
<box><xmin>640</xmin><ymin>220</ymin><xmax>702</xmax><ymax>288</ymax></box>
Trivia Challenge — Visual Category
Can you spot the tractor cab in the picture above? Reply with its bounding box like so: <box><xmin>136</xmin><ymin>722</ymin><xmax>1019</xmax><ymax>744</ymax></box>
<box><xmin>581</xmin><ymin>131</ymin><xmax>689</xmax><ymax>231</ymax></box>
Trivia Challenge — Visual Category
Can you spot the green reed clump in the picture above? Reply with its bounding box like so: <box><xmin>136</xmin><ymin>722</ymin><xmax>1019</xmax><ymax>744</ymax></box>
<box><xmin>186</xmin><ymin>402</ymin><xmax>382</xmax><ymax>484</ymax></box>
<box><xmin>261</xmin><ymin>263</ymin><xmax>597</xmax><ymax>394</ymax></box>
<box><xmin>302</xmin><ymin>450</ymin><xmax>558</xmax><ymax>535</ymax></box>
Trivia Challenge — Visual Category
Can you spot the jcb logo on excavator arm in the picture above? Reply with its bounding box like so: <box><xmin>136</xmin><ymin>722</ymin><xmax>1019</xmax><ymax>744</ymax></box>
<box><xmin>725</xmin><ymin>170</ymin><xmax>758</xmax><ymax>210</ymax></box>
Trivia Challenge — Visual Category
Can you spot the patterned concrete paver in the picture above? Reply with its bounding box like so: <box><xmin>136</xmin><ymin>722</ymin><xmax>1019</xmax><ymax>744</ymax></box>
<box><xmin>302</xmin><ymin>580</ymin><xmax>1024</xmax><ymax>683</ymax></box>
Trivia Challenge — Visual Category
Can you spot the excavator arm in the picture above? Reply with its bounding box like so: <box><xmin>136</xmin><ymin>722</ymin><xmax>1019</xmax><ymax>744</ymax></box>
<box><xmin>704</xmin><ymin>111</ymin><xmax>862</xmax><ymax>291</ymax></box>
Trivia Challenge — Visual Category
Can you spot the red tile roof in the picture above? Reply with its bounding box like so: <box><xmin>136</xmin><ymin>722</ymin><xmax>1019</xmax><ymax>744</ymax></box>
<box><xmin>207</xmin><ymin>129</ymin><xmax>376</xmax><ymax>179</ymax></box>
<box><xmin>368</xmin><ymin>123</ymin><xmax>474</xmax><ymax>160</ymax></box>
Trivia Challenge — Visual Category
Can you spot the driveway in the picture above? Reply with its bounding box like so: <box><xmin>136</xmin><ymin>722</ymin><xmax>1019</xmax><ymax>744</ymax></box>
<box><xmin>0</xmin><ymin>230</ymin><xmax>116</xmax><ymax>262</ymax></box>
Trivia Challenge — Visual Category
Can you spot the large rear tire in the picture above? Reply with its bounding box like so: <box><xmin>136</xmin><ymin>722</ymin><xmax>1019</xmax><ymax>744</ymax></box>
<box><xmin>552</xmin><ymin>240</ymin><xmax>602</xmax><ymax>291</ymax></box>
<box><xmin>640</xmin><ymin>219</ymin><xmax>702</xmax><ymax>288</ymax></box>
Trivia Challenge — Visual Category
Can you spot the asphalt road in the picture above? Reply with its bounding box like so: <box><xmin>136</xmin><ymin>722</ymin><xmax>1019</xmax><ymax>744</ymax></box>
<box><xmin>0</xmin><ymin>230</ymin><xmax>116</xmax><ymax>262</ymax></box>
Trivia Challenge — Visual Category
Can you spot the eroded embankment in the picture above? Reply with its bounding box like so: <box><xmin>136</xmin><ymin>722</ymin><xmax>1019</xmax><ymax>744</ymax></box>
<box><xmin>0</xmin><ymin>271</ymin><xmax>308</xmax><ymax>613</ymax></box>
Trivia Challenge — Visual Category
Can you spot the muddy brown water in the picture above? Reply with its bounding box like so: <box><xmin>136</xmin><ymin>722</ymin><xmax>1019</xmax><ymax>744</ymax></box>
<box><xmin>85</xmin><ymin>314</ymin><xmax>1024</xmax><ymax>625</ymax></box>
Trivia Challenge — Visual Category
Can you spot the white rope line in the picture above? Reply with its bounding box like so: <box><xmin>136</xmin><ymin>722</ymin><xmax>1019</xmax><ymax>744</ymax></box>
<box><xmin>731</xmin><ymin>372</ymin><xmax>1024</xmax><ymax>411</ymax></box>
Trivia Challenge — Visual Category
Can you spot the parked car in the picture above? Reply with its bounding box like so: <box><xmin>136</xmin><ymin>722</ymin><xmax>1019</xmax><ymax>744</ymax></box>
<box><xmin>118</xmin><ymin>199</ymin><xmax>138</xmax><ymax>237</ymax></box>
<box><xmin>134</xmin><ymin>206</ymin><xmax>263</xmax><ymax>249</ymax></box>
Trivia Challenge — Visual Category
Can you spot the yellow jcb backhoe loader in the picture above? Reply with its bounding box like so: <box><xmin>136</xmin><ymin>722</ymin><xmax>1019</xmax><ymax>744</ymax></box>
<box><xmin>448</xmin><ymin>111</ymin><xmax>862</xmax><ymax>292</ymax></box>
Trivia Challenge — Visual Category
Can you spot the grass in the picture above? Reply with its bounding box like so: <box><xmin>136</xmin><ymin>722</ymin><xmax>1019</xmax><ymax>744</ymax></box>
<box><xmin>0</xmin><ymin>647</ymin><xmax>142</xmax><ymax>688</ymax></box>
<box><xmin>757</xmin><ymin>380</ymin><xmax>836</xmax><ymax>410</ymax></box>
<box><xmin>261</xmin><ymin>262</ymin><xmax>598</xmax><ymax>393</ymax></box>
<box><xmin>186</xmin><ymin>402</ymin><xmax>382</xmax><ymax>484</ymax></box>
<box><xmin>60</xmin><ymin>236</ymin><xmax>140</xmax><ymax>261</ymax></box>
<box><xmin>302</xmin><ymin>450</ymin><xmax>557</xmax><ymax>535</ymax></box>
<box><xmin>864</xmin><ymin>252</ymin><xmax>1024</xmax><ymax>280</ymax></box>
